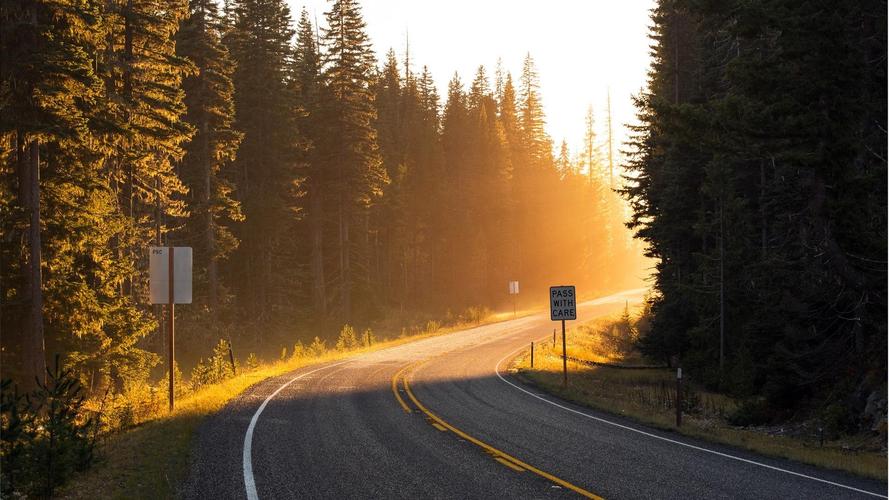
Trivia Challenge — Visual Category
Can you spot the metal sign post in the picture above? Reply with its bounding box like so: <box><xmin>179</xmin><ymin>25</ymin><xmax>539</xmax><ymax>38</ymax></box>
<box><xmin>561</xmin><ymin>319</ymin><xmax>567</xmax><ymax>385</ymax></box>
<box><xmin>168</xmin><ymin>248</ymin><xmax>174</xmax><ymax>412</ymax></box>
<box><xmin>150</xmin><ymin>246</ymin><xmax>192</xmax><ymax>412</ymax></box>
<box><xmin>508</xmin><ymin>280</ymin><xmax>519</xmax><ymax>318</ymax></box>
<box><xmin>550</xmin><ymin>285</ymin><xmax>577</xmax><ymax>387</ymax></box>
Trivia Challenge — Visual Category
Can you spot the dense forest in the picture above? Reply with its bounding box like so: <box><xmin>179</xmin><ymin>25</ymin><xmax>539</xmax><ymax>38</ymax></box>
<box><xmin>623</xmin><ymin>0</ymin><xmax>887</xmax><ymax>430</ymax></box>
<box><xmin>0</xmin><ymin>0</ymin><xmax>644</xmax><ymax>390</ymax></box>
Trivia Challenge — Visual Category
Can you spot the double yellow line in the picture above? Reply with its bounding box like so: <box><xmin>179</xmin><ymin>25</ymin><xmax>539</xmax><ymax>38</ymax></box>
<box><xmin>390</xmin><ymin>362</ymin><xmax>603</xmax><ymax>499</ymax></box>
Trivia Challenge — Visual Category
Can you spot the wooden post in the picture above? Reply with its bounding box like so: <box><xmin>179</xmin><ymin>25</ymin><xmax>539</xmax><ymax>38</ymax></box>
<box><xmin>530</xmin><ymin>341</ymin><xmax>534</xmax><ymax>367</ymax></box>
<box><xmin>676</xmin><ymin>367</ymin><xmax>682</xmax><ymax>427</ymax></box>
<box><xmin>168</xmin><ymin>247</ymin><xmax>175</xmax><ymax>412</ymax></box>
<box><xmin>553</xmin><ymin>328</ymin><xmax>556</xmax><ymax>346</ymax></box>
<box><xmin>227</xmin><ymin>338</ymin><xmax>236</xmax><ymax>375</ymax></box>
<box><xmin>561</xmin><ymin>320</ymin><xmax>567</xmax><ymax>386</ymax></box>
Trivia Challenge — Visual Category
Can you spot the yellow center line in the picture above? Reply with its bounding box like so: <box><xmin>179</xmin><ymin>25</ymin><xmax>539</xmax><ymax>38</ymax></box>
<box><xmin>401</xmin><ymin>365</ymin><xmax>604</xmax><ymax>500</ymax></box>
<box><xmin>391</xmin><ymin>364</ymin><xmax>412</xmax><ymax>413</ymax></box>
<box><xmin>495</xmin><ymin>457</ymin><xmax>526</xmax><ymax>472</ymax></box>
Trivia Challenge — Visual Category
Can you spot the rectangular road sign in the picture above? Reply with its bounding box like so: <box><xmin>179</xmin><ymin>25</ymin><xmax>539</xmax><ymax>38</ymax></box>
<box><xmin>508</xmin><ymin>280</ymin><xmax>520</xmax><ymax>295</ymax></box>
<box><xmin>550</xmin><ymin>285</ymin><xmax>576</xmax><ymax>321</ymax></box>
<box><xmin>149</xmin><ymin>247</ymin><xmax>193</xmax><ymax>304</ymax></box>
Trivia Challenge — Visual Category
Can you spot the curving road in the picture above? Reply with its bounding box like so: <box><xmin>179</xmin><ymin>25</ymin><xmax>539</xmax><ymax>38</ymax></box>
<box><xmin>182</xmin><ymin>289</ymin><xmax>887</xmax><ymax>499</ymax></box>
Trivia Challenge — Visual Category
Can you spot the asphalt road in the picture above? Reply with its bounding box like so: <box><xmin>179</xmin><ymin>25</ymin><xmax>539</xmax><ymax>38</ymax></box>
<box><xmin>182</xmin><ymin>289</ymin><xmax>887</xmax><ymax>499</ymax></box>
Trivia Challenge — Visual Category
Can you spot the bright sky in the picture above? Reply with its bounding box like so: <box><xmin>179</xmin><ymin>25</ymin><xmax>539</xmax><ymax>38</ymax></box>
<box><xmin>291</xmin><ymin>0</ymin><xmax>656</xmax><ymax>164</ymax></box>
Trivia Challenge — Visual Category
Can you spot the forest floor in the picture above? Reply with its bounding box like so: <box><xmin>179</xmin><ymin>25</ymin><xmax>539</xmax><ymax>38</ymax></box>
<box><xmin>511</xmin><ymin>314</ymin><xmax>888</xmax><ymax>481</ymax></box>
<box><xmin>56</xmin><ymin>305</ymin><xmax>540</xmax><ymax>499</ymax></box>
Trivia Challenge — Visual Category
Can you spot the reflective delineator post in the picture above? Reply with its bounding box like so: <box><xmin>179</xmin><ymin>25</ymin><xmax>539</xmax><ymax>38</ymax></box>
<box><xmin>676</xmin><ymin>367</ymin><xmax>683</xmax><ymax>427</ymax></box>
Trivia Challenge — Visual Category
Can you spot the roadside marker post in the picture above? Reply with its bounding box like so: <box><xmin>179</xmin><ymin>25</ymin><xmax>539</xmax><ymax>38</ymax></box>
<box><xmin>676</xmin><ymin>367</ymin><xmax>683</xmax><ymax>427</ymax></box>
<box><xmin>530</xmin><ymin>341</ymin><xmax>535</xmax><ymax>368</ymax></box>
<box><xmin>228</xmin><ymin>338</ymin><xmax>237</xmax><ymax>375</ymax></box>
<box><xmin>549</xmin><ymin>286</ymin><xmax>576</xmax><ymax>387</ymax></box>
<box><xmin>150</xmin><ymin>247</ymin><xmax>192</xmax><ymax>412</ymax></box>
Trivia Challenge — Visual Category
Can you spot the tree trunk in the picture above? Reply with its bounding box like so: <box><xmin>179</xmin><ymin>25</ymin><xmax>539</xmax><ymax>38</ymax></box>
<box><xmin>23</xmin><ymin>139</ymin><xmax>46</xmax><ymax>387</ymax></box>
<box><xmin>310</xmin><ymin>187</ymin><xmax>326</xmax><ymax>315</ymax></box>
<box><xmin>339</xmin><ymin>201</ymin><xmax>351</xmax><ymax>323</ymax></box>
<box><xmin>202</xmin><ymin>118</ymin><xmax>219</xmax><ymax>311</ymax></box>
<box><xmin>123</xmin><ymin>0</ymin><xmax>134</xmax><ymax>298</ymax></box>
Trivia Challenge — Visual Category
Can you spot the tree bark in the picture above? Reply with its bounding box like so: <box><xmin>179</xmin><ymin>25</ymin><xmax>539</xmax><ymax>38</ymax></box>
<box><xmin>338</xmin><ymin>200</ymin><xmax>351</xmax><ymax>323</ymax></box>
<box><xmin>202</xmin><ymin>117</ymin><xmax>219</xmax><ymax>311</ymax></box>
<box><xmin>24</xmin><ymin>139</ymin><xmax>46</xmax><ymax>387</ymax></box>
<box><xmin>310</xmin><ymin>186</ymin><xmax>326</xmax><ymax>315</ymax></box>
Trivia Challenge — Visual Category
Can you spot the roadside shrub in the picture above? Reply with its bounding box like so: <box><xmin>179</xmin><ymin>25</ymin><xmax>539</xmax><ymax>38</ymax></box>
<box><xmin>462</xmin><ymin>306</ymin><xmax>489</xmax><ymax>325</ymax></box>
<box><xmin>335</xmin><ymin>325</ymin><xmax>360</xmax><ymax>351</ymax></box>
<box><xmin>291</xmin><ymin>341</ymin><xmax>307</xmax><ymax>360</ymax></box>
<box><xmin>1</xmin><ymin>357</ymin><xmax>101</xmax><ymax>498</ymax></box>
<box><xmin>307</xmin><ymin>337</ymin><xmax>326</xmax><ymax>356</ymax></box>
<box><xmin>728</xmin><ymin>398</ymin><xmax>773</xmax><ymax>427</ymax></box>
<box><xmin>212</xmin><ymin>340</ymin><xmax>236</xmax><ymax>379</ymax></box>
<box><xmin>425</xmin><ymin>320</ymin><xmax>441</xmax><ymax>334</ymax></box>
<box><xmin>190</xmin><ymin>359</ymin><xmax>213</xmax><ymax>391</ymax></box>
<box><xmin>1</xmin><ymin>380</ymin><xmax>36</xmax><ymax>496</ymax></box>
<box><xmin>246</xmin><ymin>353</ymin><xmax>259</xmax><ymax>370</ymax></box>
<box><xmin>362</xmin><ymin>328</ymin><xmax>376</xmax><ymax>347</ymax></box>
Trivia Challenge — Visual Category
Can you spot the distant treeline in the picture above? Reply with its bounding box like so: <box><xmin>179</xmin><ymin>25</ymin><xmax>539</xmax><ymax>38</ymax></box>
<box><xmin>623</xmin><ymin>0</ymin><xmax>886</xmax><ymax>429</ymax></box>
<box><xmin>0</xmin><ymin>0</ymin><xmax>643</xmax><ymax>389</ymax></box>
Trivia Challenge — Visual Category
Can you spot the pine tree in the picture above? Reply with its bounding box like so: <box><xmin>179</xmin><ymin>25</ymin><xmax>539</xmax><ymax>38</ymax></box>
<box><xmin>518</xmin><ymin>53</ymin><xmax>550</xmax><ymax>167</ymax></box>
<box><xmin>226</xmin><ymin>0</ymin><xmax>304</xmax><ymax>325</ymax></box>
<box><xmin>319</xmin><ymin>0</ymin><xmax>386</xmax><ymax>321</ymax></box>
<box><xmin>623</xmin><ymin>0</ymin><xmax>887</xmax><ymax>424</ymax></box>
<box><xmin>0</xmin><ymin>0</ymin><xmax>105</xmax><ymax>385</ymax></box>
<box><xmin>176</xmin><ymin>0</ymin><xmax>244</xmax><ymax>318</ymax></box>
<box><xmin>292</xmin><ymin>9</ymin><xmax>328</xmax><ymax>316</ymax></box>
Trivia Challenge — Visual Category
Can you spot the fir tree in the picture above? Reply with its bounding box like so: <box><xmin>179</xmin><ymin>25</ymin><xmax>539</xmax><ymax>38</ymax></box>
<box><xmin>226</xmin><ymin>0</ymin><xmax>304</xmax><ymax>325</ymax></box>
<box><xmin>176</xmin><ymin>0</ymin><xmax>244</xmax><ymax>318</ymax></box>
<box><xmin>319</xmin><ymin>0</ymin><xmax>386</xmax><ymax>321</ymax></box>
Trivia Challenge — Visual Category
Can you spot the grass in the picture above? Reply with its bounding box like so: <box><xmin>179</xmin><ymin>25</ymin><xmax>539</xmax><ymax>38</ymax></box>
<box><xmin>512</xmin><ymin>316</ymin><xmax>888</xmax><ymax>481</ymax></box>
<box><xmin>55</xmin><ymin>305</ymin><xmax>540</xmax><ymax>499</ymax></box>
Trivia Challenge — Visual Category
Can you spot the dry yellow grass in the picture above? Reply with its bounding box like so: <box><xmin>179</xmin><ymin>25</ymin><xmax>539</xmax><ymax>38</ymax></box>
<box><xmin>514</xmin><ymin>325</ymin><xmax>887</xmax><ymax>481</ymax></box>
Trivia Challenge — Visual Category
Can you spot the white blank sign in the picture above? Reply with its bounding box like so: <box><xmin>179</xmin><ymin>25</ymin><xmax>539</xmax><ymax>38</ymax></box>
<box><xmin>550</xmin><ymin>285</ymin><xmax>576</xmax><ymax>321</ymax></box>
<box><xmin>508</xmin><ymin>280</ymin><xmax>520</xmax><ymax>294</ymax></box>
<box><xmin>149</xmin><ymin>247</ymin><xmax>192</xmax><ymax>304</ymax></box>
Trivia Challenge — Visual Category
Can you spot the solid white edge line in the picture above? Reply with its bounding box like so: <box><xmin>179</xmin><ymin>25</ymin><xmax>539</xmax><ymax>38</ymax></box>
<box><xmin>494</xmin><ymin>344</ymin><xmax>887</xmax><ymax>499</ymax></box>
<box><xmin>243</xmin><ymin>360</ymin><xmax>352</xmax><ymax>500</ymax></box>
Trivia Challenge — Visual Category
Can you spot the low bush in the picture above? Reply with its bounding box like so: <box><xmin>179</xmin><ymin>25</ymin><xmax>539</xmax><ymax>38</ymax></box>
<box><xmin>1</xmin><ymin>357</ymin><xmax>101</xmax><ymax>498</ymax></box>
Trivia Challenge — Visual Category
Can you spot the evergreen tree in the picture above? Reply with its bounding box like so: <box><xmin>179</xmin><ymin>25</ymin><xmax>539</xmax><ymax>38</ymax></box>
<box><xmin>623</xmin><ymin>0</ymin><xmax>887</xmax><ymax>427</ymax></box>
<box><xmin>176</xmin><ymin>0</ymin><xmax>244</xmax><ymax>321</ymax></box>
<box><xmin>292</xmin><ymin>9</ymin><xmax>328</xmax><ymax>316</ymax></box>
<box><xmin>0</xmin><ymin>0</ymin><xmax>105</xmax><ymax>385</ymax></box>
<box><xmin>319</xmin><ymin>0</ymin><xmax>386</xmax><ymax>321</ymax></box>
<box><xmin>225</xmin><ymin>0</ymin><xmax>304</xmax><ymax>326</ymax></box>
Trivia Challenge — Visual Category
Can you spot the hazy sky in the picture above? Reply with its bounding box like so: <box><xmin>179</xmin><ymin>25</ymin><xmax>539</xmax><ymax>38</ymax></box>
<box><xmin>291</xmin><ymin>0</ymin><xmax>655</xmax><ymax>163</ymax></box>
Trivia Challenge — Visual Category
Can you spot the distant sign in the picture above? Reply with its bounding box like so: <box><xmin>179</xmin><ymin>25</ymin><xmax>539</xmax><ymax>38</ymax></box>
<box><xmin>550</xmin><ymin>285</ymin><xmax>576</xmax><ymax>321</ymax></box>
<box><xmin>508</xmin><ymin>280</ymin><xmax>520</xmax><ymax>295</ymax></box>
<box><xmin>149</xmin><ymin>247</ymin><xmax>193</xmax><ymax>304</ymax></box>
